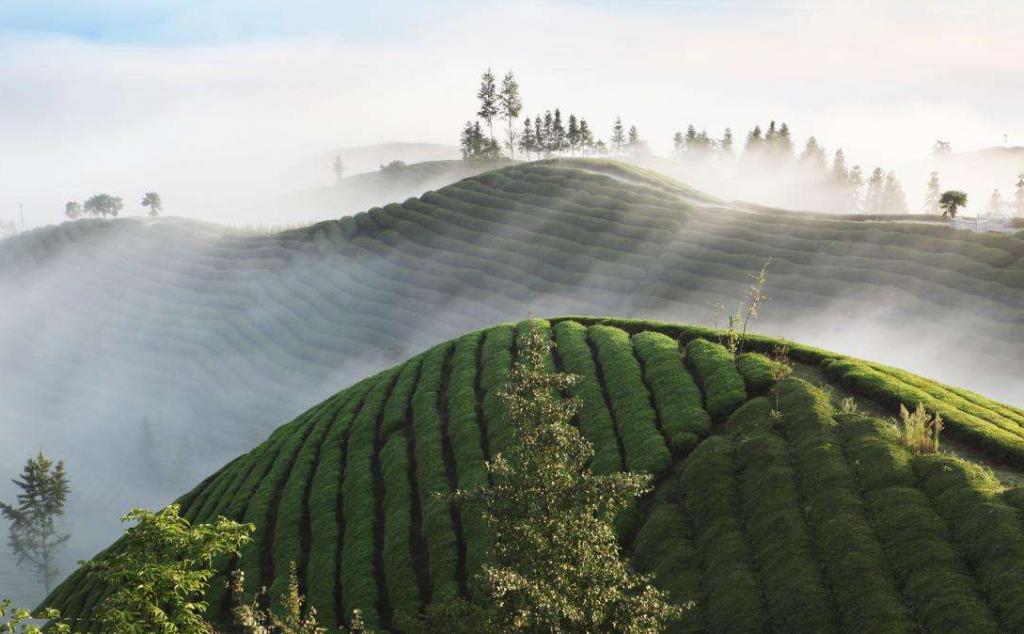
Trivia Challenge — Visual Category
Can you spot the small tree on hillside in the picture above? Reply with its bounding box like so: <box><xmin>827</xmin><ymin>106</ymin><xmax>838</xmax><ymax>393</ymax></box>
<box><xmin>610</xmin><ymin>116</ymin><xmax>626</xmax><ymax>154</ymax></box>
<box><xmin>863</xmin><ymin>167</ymin><xmax>885</xmax><ymax>214</ymax></box>
<box><xmin>566</xmin><ymin>114</ymin><xmax>580</xmax><ymax>155</ymax></box>
<box><xmin>551</xmin><ymin>109</ymin><xmax>566</xmax><ymax>154</ymax></box>
<box><xmin>333</xmin><ymin>154</ymin><xmax>345</xmax><ymax>184</ymax></box>
<box><xmin>477</xmin><ymin>68</ymin><xmax>499</xmax><ymax>142</ymax></box>
<box><xmin>1</xmin><ymin>452</ymin><xmax>71</xmax><ymax>593</ymax></box>
<box><xmin>831</xmin><ymin>148</ymin><xmax>849</xmax><ymax>183</ymax></box>
<box><xmin>441</xmin><ymin>323</ymin><xmax>683</xmax><ymax>632</ymax></box>
<box><xmin>1014</xmin><ymin>172</ymin><xmax>1024</xmax><ymax>217</ymax></box>
<box><xmin>141</xmin><ymin>192</ymin><xmax>162</xmax><ymax>217</ymax></box>
<box><xmin>627</xmin><ymin>125</ymin><xmax>641</xmax><ymax>156</ymax></box>
<box><xmin>939</xmin><ymin>190</ymin><xmax>968</xmax><ymax>218</ymax></box>
<box><xmin>799</xmin><ymin>137</ymin><xmax>827</xmax><ymax>177</ymax></box>
<box><xmin>923</xmin><ymin>171</ymin><xmax>941</xmax><ymax>214</ymax></box>
<box><xmin>579</xmin><ymin>118</ymin><xmax>593</xmax><ymax>156</ymax></box>
<box><xmin>83</xmin><ymin>194</ymin><xmax>123</xmax><ymax>218</ymax></box>
<box><xmin>518</xmin><ymin>117</ymin><xmax>536</xmax><ymax>160</ymax></box>
<box><xmin>498</xmin><ymin>72</ymin><xmax>522</xmax><ymax>160</ymax></box>
<box><xmin>881</xmin><ymin>172</ymin><xmax>908</xmax><ymax>214</ymax></box>
<box><xmin>719</xmin><ymin>127</ymin><xmax>734</xmax><ymax>156</ymax></box>
<box><xmin>64</xmin><ymin>202</ymin><xmax>81</xmax><ymax>219</ymax></box>
<box><xmin>88</xmin><ymin>504</ymin><xmax>253</xmax><ymax>633</ymax></box>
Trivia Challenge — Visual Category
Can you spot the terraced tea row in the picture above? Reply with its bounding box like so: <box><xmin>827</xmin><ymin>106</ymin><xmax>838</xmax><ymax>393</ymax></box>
<box><xmin>43</xmin><ymin>318</ymin><xmax>1024</xmax><ymax>633</ymax></box>
<box><xmin>5</xmin><ymin>159</ymin><xmax>1024</xmax><ymax>598</ymax></box>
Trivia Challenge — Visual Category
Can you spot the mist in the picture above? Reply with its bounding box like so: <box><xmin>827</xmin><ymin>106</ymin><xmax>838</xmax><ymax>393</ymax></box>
<box><xmin>3</xmin><ymin>1</ymin><xmax>1023</xmax><ymax>230</ymax></box>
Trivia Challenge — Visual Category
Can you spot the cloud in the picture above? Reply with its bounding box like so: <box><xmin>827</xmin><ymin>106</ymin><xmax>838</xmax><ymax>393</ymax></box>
<box><xmin>1</xmin><ymin>0</ymin><xmax>1022</xmax><ymax>228</ymax></box>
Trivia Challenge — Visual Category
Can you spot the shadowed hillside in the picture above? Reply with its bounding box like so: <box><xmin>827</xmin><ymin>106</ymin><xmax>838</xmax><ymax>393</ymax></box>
<box><xmin>4</xmin><ymin>159</ymin><xmax>1024</xmax><ymax>603</ymax></box>
<box><xmin>44</xmin><ymin>317</ymin><xmax>1024</xmax><ymax>633</ymax></box>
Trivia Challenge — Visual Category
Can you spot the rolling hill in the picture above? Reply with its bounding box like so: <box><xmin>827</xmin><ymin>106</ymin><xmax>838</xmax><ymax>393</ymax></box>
<box><xmin>4</xmin><ymin>158</ymin><xmax>1024</xmax><ymax>602</ymax></box>
<box><xmin>42</xmin><ymin>317</ymin><xmax>1024</xmax><ymax>632</ymax></box>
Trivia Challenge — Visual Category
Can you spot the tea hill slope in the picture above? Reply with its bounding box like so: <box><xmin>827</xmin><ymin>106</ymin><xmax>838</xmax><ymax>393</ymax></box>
<box><xmin>3</xmin><ymin>159</ymin><xmax>1024</xmax><ymax>602</ymax></box>
<box><xmin>43</xmin><ymin>317</ymin><xmax>1024</xmax><ymax>633</ymax></box>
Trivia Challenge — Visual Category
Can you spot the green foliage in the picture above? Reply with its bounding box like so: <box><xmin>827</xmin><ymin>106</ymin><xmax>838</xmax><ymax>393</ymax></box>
<box><xmin>87</xmin><ymin>504</ymin><xmax>253</xmax><ymax>634</ymax></box>
<box><xmin>1</xmin><ymin>452</ymin><xmax>70</xmax><ymax>593</ymax></box>
<box><xmin>452</xmin><ymin>322</ymin><xmax>682</xmax><ymax>632</ymax></box>
<box><xmin>632</xmin><ymin>331</ymin><xmax>709</xmax><ymax>454</ymax></box>
<box><xmin>141</xmin><ymin>192</ymin><xmax>162</xmax><ymax>216</ymax></box>
<box><xmin>685</xmin><ymin>338</ymin><xmax>747</xmax><ymax>422</ymax></box>
<box><xmin>735</xmin><ymin>352</ymin><xmax>790</xmax><ymax>396</ymax></box>
<box><xmin>939</xmin><ymin>190</ymin><xmax>968</xmax><ymax>217</ymax></box>
<box><xmin>0</xmin><ymin>598</ymin><xmax>68</xmax><ymax>634</ymax></box>
<box><xmin>897</xmin><ymin>402</ymin><xmax>943</xmax><ymax>454</ymax></box>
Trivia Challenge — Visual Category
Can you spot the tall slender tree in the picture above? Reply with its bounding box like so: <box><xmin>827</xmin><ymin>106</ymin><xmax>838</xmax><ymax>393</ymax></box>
<box><xmin>534</xmin><ymin>115</ymin><xmax>545</xmax><ymax>157</ymax></box>
<box><xmin>799</xmin><ymin>137</ymin><xmax>827</xmax><ymax>176</ymax></box>
<box><xmin>565</xmin><ymin>115</ymin><xmax>578</xmax><ymax>155</ymax></box>
<box><xmin>1</xmin><ymin>453</ymin><xmax>70</xmax><ymax>593</ymax></box>
<box><xmin>610</xmin><ymin>116</ymin><xmax>626</xmax><ymax>154</ymax></box>
<box><xmin>672</xmin><ymin>131</ymin><xmax>685</xmax><ymax>157</ymax></box>
<box><xmin>720</xmin><ymin>127</ymin><xmax>734</xmax><ymax>155</ymax></box>
<box><xmin>498</xmin><ymin>72</ymin><xmax>523</xmax><ymax>160</ymax></box>
<box><xmin>627</xmin><ymin>125</ymin><xmax>640</xmax><ymax>155</ymax></box>
<box><xmin>777</xmin><ymin>122</ymin><xmax>793</xmax><ymax>157</ymax></box>
<box><xmin>831</xmin><ymin>148</ymin><xmax>849</xmax><ymax>183</ymax></box>
<box><xmin>864</xmin><ymin>167</ymin><xmax>885</xmax><ymax>214</ymax></box>
<box><xmin>552</xmin><ymin>109</ymin><xmax>566</xmax><ymax>154</ymax></box>
<box><xmin>332</xmin><ymin>154</ymin><xmax>345</xmax><ymax>184</ymax></box>
<box><xmin>986</xmin><ymin>189</ymin><xmax>1006</xmax><ymax>217</ymax></box>
<box><xmin>923</xmin><ymin>171</ymin><xmax>942</xmax><ymax>214</ymax></box>
<box><xmin>881</xmin><ymin>172</ymin><xmax>909</xmax><ymax>214</ymax></box>
<box><xmin>579</xmin><ymin>119</ymin><xmax>593</xmax><ymax>156</ymax></box>
<box><xmin>477</xmin><ymin>68</ymin><xmax>499</xmax><ymax>142</ymax></box>
<box><xmin>1014</xmin><ymin>172</ymin><xmax>1024</xmax><ymax>217</ymax></box>
<box><xmin>519</xmin><ymin>117</ymin><xmax>536</xmax><ymax>160</ymax></box>
<box><xmin>847</xmin><ymin>165</ymin><xmax>865</xmax><ymax>212</ymax></box>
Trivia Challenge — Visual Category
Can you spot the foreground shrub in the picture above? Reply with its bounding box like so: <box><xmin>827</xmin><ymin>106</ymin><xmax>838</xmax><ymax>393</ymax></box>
<box><xmin>898</xmin><ymin>402</ymin><xmax>943</xmax><ymax>454</ymax></box>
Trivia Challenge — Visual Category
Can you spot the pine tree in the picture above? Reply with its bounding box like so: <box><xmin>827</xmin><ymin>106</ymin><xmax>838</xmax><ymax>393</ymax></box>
<box><xmin>847</xmin><ymin>165</ymin><xmax>865</xmax><ymax>212</ymax></box>
<box><xmin>542</xmin><ymin>111</ymin><xmax>554</xmax><ymax>156</ymax></box>
<box><xmin>799</xmin><ymin>137</ymin><xmax>827</xmax><ymax>176</ymax></box>
<box><xmin>610</xmin><ymin>116</ymin><xmax>626</xmax><ymax>154</ymax></box>
<box><xmin>0</xmin><ymin>453</ymin><xmax>70</xmax><ymax>593</ymax></box>
<box><xmin>551</xmin><ymin>109</ymin><xmax>566</xmax><ymax>154</ymax></box>
<box><xmin>460</xmin><ymin>121</ymin><xmax>478</xmax><ymax>160</ymax></box>
<box><xmin>685</xmin><ymin>125</ymin><xmax>697</xmax><ymax>152</ymax></box>
<box><xmin>448</xmin><ymin>323</ymin><xmax>683</xmax><ymax>631</ymax></box>
<box><xmin>864</xmin><ymin>167</ymin><xmax>885</xmax><ymax>214</ymax></box>
<box><xmin>518</xmin><ymin>117</ymin><xmax>536</xmax><ymax>160</ymax></box>
<box><xmin>579</xmin><ymin>119</ymin><xmax>593</xmax><ymax>156</ymax></box>
<box><xmin>499</xmin><ymin>71</ymin><xmax>523</xmax><ymax>160</ymax></box>
<box><xmin>672</xmin><ymin>131</ymin><xmax>684</xmax><ymax>156</ymax></box>
<box><xmin>627</xmin><ymin>125</ymin><xmax>640</xmax><ymax>155</ymax></box>
<box><xmin>881</xmin><ymin>171</ymin><xmax>909</xmax><ymax>214</ymax></box>
<box><xmin>534</xmin><ymin>116</ymin><xmax>545</xmax><ymax>157</ymax></box>
<box><xmin>477</xmin><ymin>68</ymin><xmax>499</xmax><ymax>141</ymax></box>
<box><xmin>1014</xmin><ymin>172</ymin><xmax>1024</xmax><ymax>217</ymax></box>
<box><xmin>332</xmin><ymin>154</ymin><xmax>345</xmax><ymax>184</ymax></box>
<box><xmin>777</xmin><ymin>122</ymin><xmax>793</xmax><ymax>157</ymax></box>
<box><xmin>720</xmin><ymin>127</ymin><xmax>734</xmax><ymax>155</ymax></box>
<box><xmin>831</xmin><ymin>148</ymin><xmax>849</xmax><ymax>183</ymax></box>
<box><xmin>764</xmin><ymin>120</ymin><xmax>778</xmax><ymax>149</ymax></box>
<box><xmin>566</xmin><ymin>114</ymin><xmax>580</xmax><ymax>156</ymax></box>
<box><xmin>923</xmin><ymin>171</ymin><xmax>942</xmax><ymax>214</ymax></box>
<box><xmin>744</xmin><ymin>125</ymin><xmax>763</xmax><ymax>153</ymax></box>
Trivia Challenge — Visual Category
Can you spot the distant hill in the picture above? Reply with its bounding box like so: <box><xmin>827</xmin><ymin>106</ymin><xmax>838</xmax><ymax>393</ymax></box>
<box><xmin>330</xmin><ymin>142</ymin><xmax>460</xmax><ymax>174</ymax></box>
<box><xmin>44</xmin><ymin>317</ymin><xmax>1024</xmax><ymax>632</ymax></box>
<box><xmin>4</xmin><ymin>159</ymin><xmax>1024</xmax><ymax>604</ymax></box>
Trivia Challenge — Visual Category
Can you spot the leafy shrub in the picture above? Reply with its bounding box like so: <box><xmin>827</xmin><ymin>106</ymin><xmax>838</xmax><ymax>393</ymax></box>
<box><xmin>897</xmin><ymin>402</ymin><xmax>943</xmax><ymax>454</ymax></box>
<box><xmin>735</xmin><ymin>352</ymin><xmax>790</xmax><ymax>396</ymax></box>
<box><xmin>685</xmin><ymin>339</ymin><xmax>746</xmax><ymax>423</ymax></box>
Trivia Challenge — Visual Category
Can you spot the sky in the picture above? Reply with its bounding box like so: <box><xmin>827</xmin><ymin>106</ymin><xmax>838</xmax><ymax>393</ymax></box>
<box><xmin>1</xmin><ymin>0</ymin><xmax>1022</xmax><ymax>227</ymax></box>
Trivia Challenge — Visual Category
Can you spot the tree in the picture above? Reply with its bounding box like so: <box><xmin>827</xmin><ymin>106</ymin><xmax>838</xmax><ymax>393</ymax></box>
<box><xmin>498</xmin><ymin>72</ymin><xmax>523</xmax><ymax>160</ymax></box>
<box><xmin>932</xmin><ymin>139</ymin><xmax>952</xmax><ymax>158</ymax></box>
<box><xmin>332</xmin><ymin>154</ymin><xmax>345</xmax><ymax>184</ymax></box>
<box><xmin>923</xmin><ymin>171</ymin><xmax>941</xmax><ymax>214</ymax></box>
<box><xmin>864</xmin><ymin>167</ymin><xmax>885</xmax><ymax>214</ymax></box>
<box><xmin>551</xmin><ymin>109</ymin><xmax>566</xmax><ymax>154</ymax></box>
<box><xmin>744</xmin><ymin>125</ymin><xmax>764</xmax><ymax>156</ymax></box>
<box><xmin>776</xmin><ymin>122</ymin><xmax>793</xmax><ymax>157</ymax></box>
<box><xmin>1014</xmin><ymin>172</ymin><xmax>1024</xmax><ymax>217</ymax></box>
<box><xmin>881</xmin><ymin>172</ymin><xmax>908</xmax><ymax>214</ymax></box>
<box><xmin>986</xmin><ymin>189</ymin><xmax>1006</xmax><ymax>217</ymax></box>
<box><xmin>83</xmin><ymin>194</ymin><xmax>123</xmax><ymax>218</ymax></box>
<box><xmin>610</xmin><ymin>116</ymin><xmax>626</xmax><ymax>154</ymax></box>
<box><xmin>141</xmin><ymin>192</ymin><xmax>162</xmax><ymax>217</ymax></box>
<box><xmin>627</xmin><ymin>125</ymin><xmax>640</xmax><ymax>155</ymax></box>
<box><xmin>720</xmin><ymin>127</ymin><xmax>734</xmax><ymax>155</ymax></box>
<box><xmin>88</xmin><ymin>504</ymin><xmax>254</xmax><ymax>633</ymax></box>
<box><xmin>0</xmin><ymin>452</ymin><xmax>70</xmax><ymax>593</ymax></box>
<box><xmin>446</xmin><ymin>323</ymin><xmax>683</xmax><ymax>632</ymax></box>
<box><xmin>566</xmin><ymin>114</ymin><xmax>580</xmax><ymax>155</ymax></box>
<box><xmin>542</xmin><ymin>111</ymin><xmax>554</xmax><ymax>156</ymax></box>
<box><xmin>847</xmin><ymin>165</ymin><xmax>865</xmax><ymax>212</ymax></box>
<box><xmin>799</xmin><ymin>137</ymin><xmax>827</xmax><ymax>176</ymax></box>
<box><xmin>0</xmin><ymin>599</ymin><xmax>68</xmax><ymax>634</ymax></box>
<box><xmin>579</xmin><ymin>119</ymin><xmax>594</xmax><ymax>156</ymax></box>
<box><xmin>939</xmin><ymin>190</ymin><xmax>967</xmax><ymax>218</ymax></box>
<box><xmin>831</xmin><ymin>148</ymin><xmax>849</xmax><ymax>183</ymax></box>
<box><xmin>0</xmin><ymin>220</ymin><xmax>16</xmax><ymax>239</ymax></box>
<box><xmin>672</xmin><ymin>131</ymin><xmax>685</xmax><ymax>157</ymax></box>
<box><xmin>477</xmin><ymin>68</ymin><xmax>499</xmax><ymax>141</ymax></box>
<box><xmin>64</xmin><ymin>202</ymin><xmax>81</xmax><ymax>219</ymax></box>
<box><xmin>518</xmin><ymin>117</ymin><xmax>536</xmax><ymax>160</ymax></box>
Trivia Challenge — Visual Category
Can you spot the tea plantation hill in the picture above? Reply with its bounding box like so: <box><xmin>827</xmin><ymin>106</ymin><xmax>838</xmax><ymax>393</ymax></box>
<box><xmin>4</xmin><ymin>159</ymin><xmax>1024</xmax><ymax>602</ymax></box>
<box><xmin>42</xmin><ymin>317</ymin><xmax>1024</xmax><ymax>632</ymax></box>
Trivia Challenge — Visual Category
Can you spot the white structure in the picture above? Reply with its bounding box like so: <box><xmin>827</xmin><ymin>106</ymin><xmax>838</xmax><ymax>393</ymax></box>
<box><xmin>949</xmin><ymin>215</ymin><xmax>1010</xmax><ymax>233</ymax></box>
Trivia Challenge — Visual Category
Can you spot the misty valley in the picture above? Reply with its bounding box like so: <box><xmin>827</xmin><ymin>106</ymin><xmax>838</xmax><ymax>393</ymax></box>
<box><xmin>2</xmin><ymin>3</ymin><xmax>1024</xmax><ymax>632</ymax></box>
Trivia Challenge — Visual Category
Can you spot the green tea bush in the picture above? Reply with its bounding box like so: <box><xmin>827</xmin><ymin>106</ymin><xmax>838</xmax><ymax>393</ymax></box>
<box><xmin>632</xmin><ymin>331</ymin><xmax>710</xmax><ymax>454</ymax></box>
<box><xmin>587</xmin><ymin>325</ymin><xmax>670</xmax><ymax>475</ymax></box>
<box><xmin>380</xmin><ymin>435</ymin><xmax>419</xmax><ymax>619</ymax></box>
<box><xmin>735</xmin><ymin>352</ymin><xmax>790</xmax><ymax>396</ymax></box>
<box><xmin>685</xmin><ymin>339</ymin><xmax>746</xmax><ymax>423</ymax></box>
<box><xmin>551</xmin><ymin>321</ymin><xmax>622</xmax><ymax>474</ymax></box>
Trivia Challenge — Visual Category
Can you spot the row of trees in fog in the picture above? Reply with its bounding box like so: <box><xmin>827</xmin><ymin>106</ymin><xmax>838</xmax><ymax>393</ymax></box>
<box><xmin>65</xmin><ymin>192</ymin><xmax>162</xmax><ymax>219</ymax></box>
<box><xmin>460</xmin><ymin>69</ymin><xmax>644</xmax><ymax>161</ymax></box>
